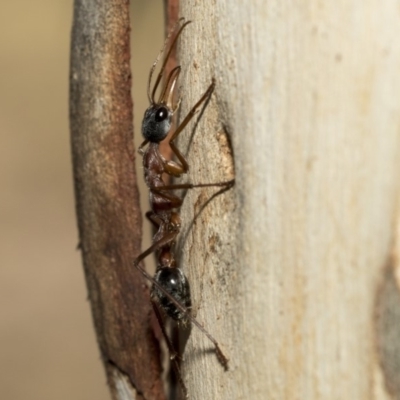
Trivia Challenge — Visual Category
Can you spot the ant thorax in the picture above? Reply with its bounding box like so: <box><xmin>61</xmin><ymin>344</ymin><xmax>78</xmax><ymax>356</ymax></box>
<box><xmin>142</xmin><ymin>142</ymin><xmax>165</xmax><ymax>188</ymax></box>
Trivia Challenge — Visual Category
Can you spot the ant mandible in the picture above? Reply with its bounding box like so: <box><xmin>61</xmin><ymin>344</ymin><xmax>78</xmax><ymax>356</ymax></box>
<box><xmin>133</xmin><ymin>18</ymin><xmax>234</xmax><ymax>397</ymax></box>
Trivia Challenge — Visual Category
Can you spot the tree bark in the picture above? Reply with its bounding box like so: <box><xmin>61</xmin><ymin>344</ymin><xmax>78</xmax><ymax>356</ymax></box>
<box><xmin>175</xmin><ymin>1</ymin><xmax>400</xmax><ymax>399</ymax></box>
<box><xmin>69</xmin><ymin>1</ymin><xmax>165</xmax><ymax>399</ymax></box>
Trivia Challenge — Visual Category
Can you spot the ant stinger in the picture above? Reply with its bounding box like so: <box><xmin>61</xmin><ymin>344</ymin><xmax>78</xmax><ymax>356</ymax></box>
<box><xmin>133</xmin><ymin>17</ymin><xmax>234</xmax><ymax>398</ymax></box>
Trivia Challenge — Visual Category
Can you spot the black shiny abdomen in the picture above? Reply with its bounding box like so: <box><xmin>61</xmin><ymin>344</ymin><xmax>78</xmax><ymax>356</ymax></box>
<box><xmin>152</xmin><ymin>267</ymin><xmax>191</xmax><ymax>321</ymax></box>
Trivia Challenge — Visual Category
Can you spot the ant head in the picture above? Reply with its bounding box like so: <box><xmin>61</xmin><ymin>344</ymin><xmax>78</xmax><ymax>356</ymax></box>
<box><xmin>141</xmin><ymin>104</ymin><xmax>172</xmax><ymax>143</ymax></box>
<box><xmin>142</xmin><ymin>20</ymin><xmax>191</xmax><ymax>144</ymax></box>
<box><xmin>142</xmin><ymin>63</ymin><xmax>182</xmax><ymax>143</ymax></box>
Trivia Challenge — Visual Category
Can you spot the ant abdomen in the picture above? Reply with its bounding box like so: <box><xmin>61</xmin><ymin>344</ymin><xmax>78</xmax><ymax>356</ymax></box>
<box><xmin>153</xmin><ymin>267</ymin><xmax>191</xmax><ymax>321</ymax></box>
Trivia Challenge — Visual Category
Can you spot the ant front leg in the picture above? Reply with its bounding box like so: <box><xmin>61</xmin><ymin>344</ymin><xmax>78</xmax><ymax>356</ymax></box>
<box><xmin>138</xmin><ymin>139</ymin><xmax>148</xmax><ymax>155</ymax></box>
<box><xmin>164</xmin><ymin>80</ymin><xmax>216</xmax><ymax>176</ymax></box>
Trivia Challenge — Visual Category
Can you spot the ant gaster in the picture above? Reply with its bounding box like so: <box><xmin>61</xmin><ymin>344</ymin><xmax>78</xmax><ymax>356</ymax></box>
<box><xmin>133</xmin><ymin>18</ymin><xmax>233</xmax><ymax>397</ymax></box>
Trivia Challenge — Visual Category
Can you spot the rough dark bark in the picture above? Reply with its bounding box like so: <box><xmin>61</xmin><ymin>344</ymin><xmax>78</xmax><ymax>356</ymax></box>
<box><xmin>69</xmin><ymin>1</ymin><xmax>165</xmax><ymax>399</ymax></box>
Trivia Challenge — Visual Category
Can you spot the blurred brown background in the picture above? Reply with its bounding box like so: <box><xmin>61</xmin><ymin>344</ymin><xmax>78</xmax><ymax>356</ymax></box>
<box><xmin>0</xmin><ymin>1</ymin><xmax>162</xmax><ymax>399</ymax></box>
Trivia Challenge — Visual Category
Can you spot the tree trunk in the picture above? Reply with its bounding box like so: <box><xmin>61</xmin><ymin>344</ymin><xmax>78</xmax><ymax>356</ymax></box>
<box><xmin>176</xmin><ymin>1</ymin><xmax>400</xmax><ymax>399</ymax></box>
<box><xmin>70</xmin><ymin>0</ymin><xmax>400</xmax><ymax>398</ymax></box>
<box><xmin>69</xmin><ymin>1</ymin><xmax>165</xmax><ymax>399</ymax></box>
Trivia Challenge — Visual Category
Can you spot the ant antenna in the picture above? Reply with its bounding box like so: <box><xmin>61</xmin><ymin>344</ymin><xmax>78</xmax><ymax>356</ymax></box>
<box><xmin>147</xmin><ymin>18</ymin><xmax>191</xmax><ymax>104</ymax></box>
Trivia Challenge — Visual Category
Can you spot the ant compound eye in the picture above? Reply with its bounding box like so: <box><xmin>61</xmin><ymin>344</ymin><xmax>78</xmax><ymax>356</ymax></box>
<box><xmin>155</xmin><ymin>106</ymin><xmax>169</xmax><ymax>122</ymax></box>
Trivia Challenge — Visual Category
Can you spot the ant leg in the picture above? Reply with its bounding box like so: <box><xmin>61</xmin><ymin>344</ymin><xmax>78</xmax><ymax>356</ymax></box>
<box><xmin>151</xmin><ymin>301</ymin><xmax>188</xmax><ymax>399</ymax></box>
<box><xmin>152</xmin><ymin>301</ymin><xmax>180</xmax><ymax>360</ymax></box>
<box><xmin>153</xmin><ymin>179</ymin><xmax>235</xmax><ymax>193</ymax></box>
<box><xmin>145</xmin><ymin>211</ymin><xmax>162</xmax><ymax>229</ymax></box>
<box><xmin>145</xmin><ymin>211</ymin><xmax>181</xmax><ymax>248</ymax></box>
<box><xmin>169</xmin><ymin>79</ymin><xmax>215</xmax><ymax>143</ymax></box>
<box><xmin>138</xmin><ymin>139</ymin><xmax>148</xmax><ymax>155</ymax></box>
<box><xmin>134</xmin><ymin>261</ymin><xmax>229</xmax><ymax>370</ymax></box>
<box><xmin>133</xmin><ymin>231</ymin><xmax>177</xmax><ymax>268</ymax></box>
<box><xmin>165</xmin><ymin>80</ymin><xmax>216</xmax><ymax>174</ymax></box>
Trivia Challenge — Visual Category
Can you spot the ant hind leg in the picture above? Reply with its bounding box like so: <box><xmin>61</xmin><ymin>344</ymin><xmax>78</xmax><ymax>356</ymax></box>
<box><xmin>151</xmin><ymin>301</ymin><xmax>188</xmax><ymax>399</ymax></box>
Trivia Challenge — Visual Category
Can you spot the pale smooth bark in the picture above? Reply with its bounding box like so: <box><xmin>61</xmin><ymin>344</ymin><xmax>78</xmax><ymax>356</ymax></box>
<box><xmin>175</xmin><ymin>1</ymin><xmax>400</xmax><ymax>399</ymax></box>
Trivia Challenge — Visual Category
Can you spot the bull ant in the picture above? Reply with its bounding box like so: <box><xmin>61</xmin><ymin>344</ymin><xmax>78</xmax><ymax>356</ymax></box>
<box><xmin>133</xmin><ymin>18</ymin><xmax>233</xmax><ymax>398</ymax></box>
